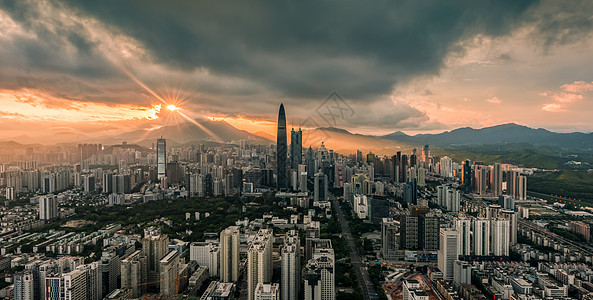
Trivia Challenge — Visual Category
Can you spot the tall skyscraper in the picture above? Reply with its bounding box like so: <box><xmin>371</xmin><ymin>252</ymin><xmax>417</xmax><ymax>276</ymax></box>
<box><xmin>281</xmin><ymin>230</ymin><xmax>301</xmax><ymax>300</ymax></box>
<box><xmin>491</xmin><ymin>163</ymin><xmax>503</xmax><ymax>196</ymax></box>
<box><xmin>461</xmin><ymin>159</ymin><xmax>472</xmax><ymax>193</ymax></box>
<box><xmin>290</xmin><ymin>128</ymin><xmax>302</xmax><ymax>169</ymax></box>
<box><xmin>220</xmin><ymin>226</ymin><xmax>240</xmax><ymax>283</ymax></box>
<box><xmin>314</xmin><ymin>171</ymin><xmax>328</xmax><ymax>202</ymax></box>
<box><xmin>157</xmin><ymin>138</ymin><xmax>167</xmax><ymax>183</ymax></box>
<box><xmin>437</xmin><ymin>228</ymin><xmax>458</xmax><ymax>281</ymax></box>
<box><xmin>277</xmin><ymin>104</ymin><xmax>288</xmax><ymax>189</ymax></box>
<box><xmin>248</xmin><ymin>229</ymin><xmax>273</xmax><ymax>300</ymax></box>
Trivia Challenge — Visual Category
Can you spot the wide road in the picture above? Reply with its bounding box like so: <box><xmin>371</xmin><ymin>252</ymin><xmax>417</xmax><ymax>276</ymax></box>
<box><xmin>331</xmin><ymin>195</ymin><xmax>380</xmax><ymax>300</ymax></box>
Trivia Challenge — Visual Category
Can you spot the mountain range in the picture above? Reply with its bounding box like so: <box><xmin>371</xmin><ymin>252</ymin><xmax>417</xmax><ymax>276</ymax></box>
<box><xmin>2</xmin><ymin>121</ymin><xmax>592</xmax><ymax>155</ymax></box>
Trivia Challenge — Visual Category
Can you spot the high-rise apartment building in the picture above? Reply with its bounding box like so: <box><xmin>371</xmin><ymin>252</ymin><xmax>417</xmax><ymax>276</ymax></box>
<box><xmin>190</xmin><ymin>242</ymin><xmax>220</xmax><ymax>277</ymax></box>
<box><xmin>248</xmin><ymin>229</ymin><xmax>273</xmax><ymax>300</ymax></box>
<box><xmin>121</xmin><ymin>250</ymin><xmax>148</xmax><ymax>298</ymax></box>
<box><xmin>141</xmin><ymin>227</ymin><xmax>170</xmax><ymax>290</ymax></box>
<box><xmin>39</xmin><ymin>195</ymin><xmax>58</xmax><ymax>221</ymax></box>
<box><xmin>220</xmin><ymin>226</ymin><xmax>240</xmax><ymax>282</ymax></box>
<box><xmin>281</xmin><ymin>230</ymin><xmax>301</xmax><ymax>300</ymax></box>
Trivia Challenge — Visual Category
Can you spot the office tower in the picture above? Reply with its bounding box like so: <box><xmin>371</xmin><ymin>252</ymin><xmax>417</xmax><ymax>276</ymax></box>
<box><xmin>473</xmin><ymin>218</ymin><xmax>490</xmax><ymax>256</ymax></box>
<box><xmin>490</xmin><ymin>218</ymin><xmax>510</xmax><ymax>256</ymax></box>
<box><xmin>403</xmin><ymin>179</ymin><xmax>417</xmax><ymax>205</ymax></box>
<box><xmin>314</xmin><ymin>171</ymin><xmax>328</xmax><ymax>202</ymax></box>
<box><xmin>39</xmin><ymin>195</ymin><xmax>58</xmax><ymax>221</ymax></box>
<box><xmin>306</xmin><ymin>146</ymin><xmax>315</xmax><ymax>178</ymax></box>
<box><xmin>491</xmin><ymin>163</ymin><xmax>503</xmax><ymax>196</ymax></box>
<box><xmin>461</xmin><ymin>159</ymin><xmax>472</xmax><ymax>193</ymax></box>
<box><xmin>516</xmin><ymin>174</ymin><xmax>527</xmax><ymax>200</ymax></box>
<box><xmin>103</xmin><ymin>173</ymin><xmax>113</xmax><ymax>194</ymax></box>
<box><xmin>369</xmin><ymin>196</ymin><xmax>389</xmax><ymax>224</ymax></box>
<box><xmin>501</xmin><ymin>210</ymin><xmax>518</xmax><ymax>245</ymax></box>
<box><xmin>400</xmin><ymin>154</ymin><xmax>408</xmax><ymax>183</ymax></box>
<box><xmin>159</xmin><ymin>250</ymin><xmax>180</xmax><ymax>295</ymax></box>
<box><xmin>420</xmin><ymin>212</ymin><xmax>439</xmax><ymax>251</ymax></box>
<box><xmin>83</xmin><ymin>174</ymin><xmax>95</xmax><ymax>195</ymax></box>
<box><xmin>290</xmin><ymin>128</ymin><xmax>302</xmax><ymax>169</ymax></box>
<box><xmin>255</xmin><ymin>283</ymin><xmax>280</xmax><ymax>300</ymax></box>
<box><xmin>121</xmin><ymin>250</ymin><xmax>148</xmax><ymax>298</ymax></box>
<box><xmin>157</xmin><ymin>138</ymin><xmax>167</xmax><ymax>183</ymax></box>
<box><xmin>499</xmin><ymin>195</ymin><xmax>515</xmax><ymax>210</ymax></box>
<box><xmin>14</xmin><ymin>271</ymin><xmax>34</xmax><ymax>300</ymax></box>
<box><xmin>248</xmin><ymin>229</ymin><xmax>273</xmax><ymax>300</ymax></box>
<box><xmin>282</xmin><ymin>230</ymin><xmax>301</xmax><ymax>300</ymax></box>
<box><xmin>141</xmin><ymin>227</ymin><xmax>170</xmax><ymax>290</ymax></box>
<box><xmin>381</xmin><ymin>218</ymin><xmax>399</xmax><ymax>261</ymax></box>
<box><xmin>62</xmin><ymin>269</ymin><xmax>87</xmax><ymax>300</ymax></box>
<box><xmin>438</xmin><ymin>228</ymin><xmax>458</xmax><ymax>281</ymax></box>
<box><xmin>400</xmin><ymin>213</ymin><xmax>419</xmax><ymax>250</ymax></box>
<box><xmin>220</xmin><ymin>226</ymin><xmax>240</xmax><ymax>282</ymax></box>
<box><xmin>190</xmin><ymin>242</ymin><xmax>220</xmax><ymax>277</ymax></box>
<box><xmin>277</xmin><ymin>104</ymin><xmax>288</xmax><ymax>189</ymax></box>
<box><xmin>455</xmin><ymin>216</ymin><xmax>472</xmax><ymax>256</ymax></box>
<box><xmin>421</xmin><ymin>144</ymin><xmax>430</xmax><ymax>163</ymax></box>
<box><xmin>475</xmin><ymin>165</ymin><xmax>490</xmax><ymax>195</ymax></box>
<box><xmin>298</xmin><ymin>164</ymin><xmax>308</xmax><ymax>192</ymax></box>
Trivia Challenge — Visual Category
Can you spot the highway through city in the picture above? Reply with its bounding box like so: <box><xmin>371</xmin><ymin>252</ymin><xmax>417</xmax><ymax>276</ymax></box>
<box><xmin>331</xmin><ymin>195</ymin><xmax>380</xmax><ymax>300</ymax></box>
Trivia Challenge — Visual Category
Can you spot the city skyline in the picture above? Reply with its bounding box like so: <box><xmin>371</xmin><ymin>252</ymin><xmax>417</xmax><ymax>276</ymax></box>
<box><xmin>1</xmin><ymin>1</ymin><xmax>593</xmax><ymax>143</ymax></box>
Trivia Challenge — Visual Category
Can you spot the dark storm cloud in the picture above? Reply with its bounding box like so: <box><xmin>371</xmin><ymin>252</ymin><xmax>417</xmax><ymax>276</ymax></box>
<box><xmin>1</xmin><ymin>0</ymin><xmax>593</xmax><ymax>132</ymax></box>
<box><xmin>46</xmin><ymin>0</ymin><xmax>540</xmax><ymax>99</ymax></box>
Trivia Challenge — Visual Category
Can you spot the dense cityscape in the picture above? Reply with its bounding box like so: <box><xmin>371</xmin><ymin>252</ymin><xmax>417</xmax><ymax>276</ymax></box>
<box><xmin>0</xmin><ymin>103</ymin><xmax>592</xmax><ymax>300</ymax></box>
<box><xmin>2</xmin><ymin>1</ymin><xmax>593</xmax><ymax>300</ymax></box>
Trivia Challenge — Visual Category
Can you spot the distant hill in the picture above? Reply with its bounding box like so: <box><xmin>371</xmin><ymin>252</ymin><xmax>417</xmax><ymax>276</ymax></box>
<box><xmin>382</xmin><ymin>123</ymin><xmax>593</xmax><ymax>149</ymax></box>
<box><xmin>104</xmin><ymin>118</ymin><xmax>270</xmax><ymax>146</ymax></box>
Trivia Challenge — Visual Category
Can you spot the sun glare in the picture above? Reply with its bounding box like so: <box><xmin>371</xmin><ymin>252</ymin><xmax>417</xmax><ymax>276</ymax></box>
<box><xmin>167</xmin><ymin>104</ymin><xmax>179</xmax><ymax>111</ymax></box>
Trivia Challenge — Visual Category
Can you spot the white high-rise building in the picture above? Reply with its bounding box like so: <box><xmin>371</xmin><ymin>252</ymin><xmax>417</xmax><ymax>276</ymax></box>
<box><xmin>13</xmin><ymin>271</ymin><xmax>34</xmax><ymax>300</ymax></box>
<box><xmin>353</xmin><ymin>194</ymin><xmax>368</xmax><ymax>219</ymax></box>
<box><xmin>190</xmin><ymin>242</ymin><xmax>219</xmax><ymax>277</ymax></box>
<box><xmin>248</xmin><ymin>229</ymin><xmax>273</xmax><ymax>300</ymax></box>
<box><xmin>281</xmin><ymin>230</ymin><xmax>300</xmax><ymax>300</ymax></box>
<box><xmin>473</xmin><ymin>218</ymin><xmax>491</xmax><ymax>256</ymax></box>
<box><xmin>437</xmin><ymin>228</ymin><xmax>458</xmax><ymax>281</ymax></box>
<box><xmin>490</xmin><ymin>218</ymin><xmax>510</xmax><ymax>256</ymax></box>
<box><xmin>220</xmin><ymin>226</ymin><xmax>240</xmax><ymax>282</ymax></box>
<box><xmin>39</xmin><ymin>195</ymin><xmax>58</xmax><ymax>221</ymax></box>
<box><xmin>455</xmin><ymin>216</ymin><xmax>471</xmax><ymax>256</ymax></box>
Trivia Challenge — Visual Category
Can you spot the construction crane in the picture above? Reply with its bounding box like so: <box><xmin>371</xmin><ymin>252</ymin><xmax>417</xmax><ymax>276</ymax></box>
<box><xmin>127</xmin><ymin>274</ymin><xmax>188</xmax><ymax>299</ymax></box>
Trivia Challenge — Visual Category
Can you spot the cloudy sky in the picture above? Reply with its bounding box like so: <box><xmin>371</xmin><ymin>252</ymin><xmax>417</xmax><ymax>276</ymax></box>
<box><xmin>1</xmin><ymin>0</ymin><xmax>593</xmax><ymax>142</ymax></box>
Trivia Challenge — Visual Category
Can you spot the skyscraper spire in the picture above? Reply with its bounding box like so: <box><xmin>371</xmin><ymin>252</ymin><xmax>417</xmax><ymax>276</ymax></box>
<box><xmin>277</xmin><ymin>103</ymin><xmax>287</xmax><ymax>189</ymax></box>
